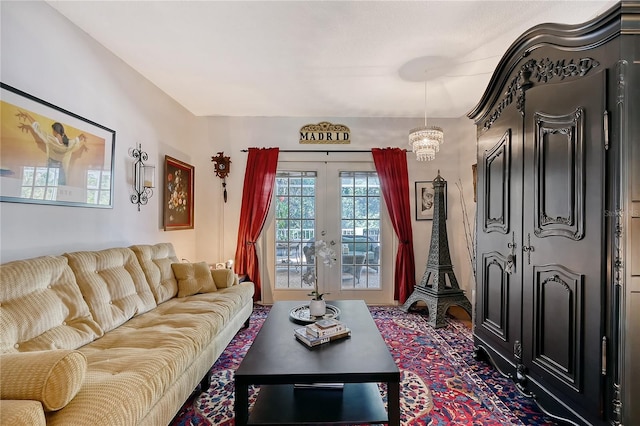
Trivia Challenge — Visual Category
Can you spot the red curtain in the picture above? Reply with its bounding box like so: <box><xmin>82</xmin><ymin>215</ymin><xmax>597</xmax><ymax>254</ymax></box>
<box><xmin>372</xmin><ymin>148</ymin><xmax>416</xmax><ymax>303</ymax></box>
<box><xmin>234</xmin><ymin>147</ymin><xmax>279</xmax><ymax>301</ymax></box>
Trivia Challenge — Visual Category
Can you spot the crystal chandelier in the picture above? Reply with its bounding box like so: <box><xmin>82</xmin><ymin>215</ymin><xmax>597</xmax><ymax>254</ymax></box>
<box><xmin>409</xmin><ymin>126</ymin><xmax>443</xmax><ymax>161</ymax></box>
<box><xmin>409</xmin><ymin>77</ymin><xmax>444</xmax><ymax>161</ymax></box>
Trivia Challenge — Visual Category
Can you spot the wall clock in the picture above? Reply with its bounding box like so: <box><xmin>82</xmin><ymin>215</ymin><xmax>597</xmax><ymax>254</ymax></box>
<box><xmin>211</xmin><ymin>152</ymin><xmax>231</xmax><ymax>202</ymax></box>
<box><xmin>211</xmin><ymin>152</ymin><xmax>231</xmax><ymax>179</ymax></box>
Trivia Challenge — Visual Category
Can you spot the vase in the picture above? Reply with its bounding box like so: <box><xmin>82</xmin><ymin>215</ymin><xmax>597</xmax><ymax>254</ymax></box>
<box><xmin>309</xmin><ymin>299</ymin><xmax>326</xmax><ymax>317</ymax></box>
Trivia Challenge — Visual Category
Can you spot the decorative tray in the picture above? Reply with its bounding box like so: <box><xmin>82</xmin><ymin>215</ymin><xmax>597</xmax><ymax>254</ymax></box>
<box><xmin>289</xmin><ymin>304</ymin><xmax>341</xmax><ymax>324</ymax></box>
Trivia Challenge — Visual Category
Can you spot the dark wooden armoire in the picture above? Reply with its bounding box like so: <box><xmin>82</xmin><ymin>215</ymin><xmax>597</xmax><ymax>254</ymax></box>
<box><xmin>467</xmin><ymin>2</ymin><xmax>639</xmax><ymax>425</ymax></box>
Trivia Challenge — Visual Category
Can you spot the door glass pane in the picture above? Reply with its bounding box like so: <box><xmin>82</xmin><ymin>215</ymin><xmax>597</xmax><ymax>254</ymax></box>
<box><xmin>274</xmin><ymin>172</ymin><xmax>315</xmax><ymax>291</ymax></box>
<box><xmin>340</xmin><ymin>171</ymin><xmax>380</xmax><ymax>289</ymax></box>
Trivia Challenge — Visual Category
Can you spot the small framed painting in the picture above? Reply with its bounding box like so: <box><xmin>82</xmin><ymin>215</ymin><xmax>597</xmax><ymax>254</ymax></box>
<box><xmin>163</xmin><ymin>155</ymin><xmax>194</xmax><ymax>231</ymax></box>
<box><xmin>415</xmin><ymin>181</ymin><xmax>447</xmax><ymax>221</ymax></box>
<box><xmin>0</xmin><ymin>83</ymin><xmax>116</xmax><ymax>208</ymax></box>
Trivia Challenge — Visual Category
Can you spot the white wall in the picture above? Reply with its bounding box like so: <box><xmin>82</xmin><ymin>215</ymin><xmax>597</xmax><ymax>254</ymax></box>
<box><xmin>1</xmin><ymin>1</ymin><xmax>478</xmax><ymax>298</ymax></box>
<box><xmin>0</xmin><ymin>1</ymin><xmax>204</xmax><ymax>262</ymax></box>
<box><xmin>201</xmin><ymin>116</ymin><xmax>478</xmax><ymax>295</ymax></box>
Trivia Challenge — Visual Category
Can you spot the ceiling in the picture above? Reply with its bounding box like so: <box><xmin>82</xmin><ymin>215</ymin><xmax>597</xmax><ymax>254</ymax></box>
<box><xmin>47</xmin><ymin>1</ymin><xmax>617</xmax><ymax>118</ymax></box>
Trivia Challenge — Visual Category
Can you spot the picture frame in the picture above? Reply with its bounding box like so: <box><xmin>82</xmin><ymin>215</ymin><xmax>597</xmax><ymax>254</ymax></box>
<box><xmin>0</xmin><ymin>83</ymin><xmax>116</xmax><ymax>208</ymax></box>
<box><xmin>415</xmin><ymin>180</ymin><xmax>447</xmax><ymax>221</ymax></box>
<box><xmin>163</xmin><ymin>155</ymin><xmax>194</xmax><ymax>231</ymax></box>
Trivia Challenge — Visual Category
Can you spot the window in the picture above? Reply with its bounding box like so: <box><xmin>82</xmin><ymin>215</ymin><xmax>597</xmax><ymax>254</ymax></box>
<box><xmin>265</xmin><ymin>160</ymin><xmax>392</xmax><ymax>304</ymax></box>
<box><xmin>340</xmin><ymin>171</ymin><xmax>381</xmax><ymax>290</ymax></box>
<box><xmin>274</xmin><ymin>171</ymin><xmax>316</xmax><ymax>291</ymax></box>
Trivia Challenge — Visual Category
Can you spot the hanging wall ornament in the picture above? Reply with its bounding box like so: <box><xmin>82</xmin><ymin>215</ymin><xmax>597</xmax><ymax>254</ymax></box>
<box><xmin>211</xmin><ymin>152</ymin><xmax>231</xmax><ymax>202</ymax></box>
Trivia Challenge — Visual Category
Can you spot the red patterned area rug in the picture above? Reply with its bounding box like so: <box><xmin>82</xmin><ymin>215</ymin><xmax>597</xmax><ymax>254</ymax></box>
<box><xmin>170</xmin><ymin>305</ymin><xmax>557</xmax><ymax>425</ymax></box>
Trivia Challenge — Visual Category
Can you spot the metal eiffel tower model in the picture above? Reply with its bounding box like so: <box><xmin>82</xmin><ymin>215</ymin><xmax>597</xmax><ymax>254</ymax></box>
<box><xmin>401</xmin><ymin>171</ymin><xmax>472</xmax><ymax>328</ymax></box>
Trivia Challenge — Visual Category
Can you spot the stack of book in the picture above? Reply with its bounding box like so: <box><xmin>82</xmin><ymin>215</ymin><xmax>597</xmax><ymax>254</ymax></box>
<box><xmin>294</xmin><ymin>318</ymin><xmax>351</xmax><ymax>347</ymax></box>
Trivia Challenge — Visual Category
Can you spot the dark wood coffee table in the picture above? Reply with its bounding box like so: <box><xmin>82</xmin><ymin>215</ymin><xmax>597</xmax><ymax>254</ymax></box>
<box><xmin>234</xmin><ymin>300</ymin><xmax>400</xmax><ymax>425</ymax></box>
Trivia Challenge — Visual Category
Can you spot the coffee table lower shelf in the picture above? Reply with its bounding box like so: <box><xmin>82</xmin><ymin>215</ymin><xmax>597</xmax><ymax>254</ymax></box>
<box><xmin>247</xmin><ymin>382</ymin><xmax>388</xmax><ymax>425</ymax></box>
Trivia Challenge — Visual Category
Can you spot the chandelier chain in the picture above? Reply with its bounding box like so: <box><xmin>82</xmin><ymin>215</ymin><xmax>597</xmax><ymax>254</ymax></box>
<box><xmin>424</xmin><ymin>77</ymin><xmax>427</xmax><ymax>127</ymax></box>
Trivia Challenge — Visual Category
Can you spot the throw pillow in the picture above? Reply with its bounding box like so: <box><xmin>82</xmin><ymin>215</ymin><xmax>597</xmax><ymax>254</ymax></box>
<box><xmin>210</xmin><ymin>268</ymin><xmax>236</xmax><ymax>288</ymax></box>
<box><xmin>171</xmin><ymin>262</ymin><xmax>217</xmax><ymax>297</ymax></box>
<box><xmin>0</xmin><ymin>350</ymin><xmax>87</xmax><ymax>412</ymax></box>
<box><xmin>0</xmin><ymin>400</ymin><xmax>46</xmax><ymax>426</ymax></box>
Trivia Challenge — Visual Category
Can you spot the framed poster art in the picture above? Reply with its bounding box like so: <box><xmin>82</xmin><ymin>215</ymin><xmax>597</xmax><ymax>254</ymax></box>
<box><xmin>163</xmin><ymin>155</ymin><xmax>194</xmax><ymax>231</ymax></box>
<box><xmin>415</xmin><ymin>181</ymin><xmax>447</xmax><ymax>221</ymax></box>
<box><xmin>0</xmin><ymin>83</ymin><xmax>115</xmax><ymax>208</ymax></box>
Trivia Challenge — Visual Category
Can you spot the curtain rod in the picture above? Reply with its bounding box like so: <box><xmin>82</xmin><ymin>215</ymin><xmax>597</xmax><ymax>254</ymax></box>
<box><xmin>240</xmin><ymin>149</ymin><xmax>409</xmax><ymax>154</ymax></box>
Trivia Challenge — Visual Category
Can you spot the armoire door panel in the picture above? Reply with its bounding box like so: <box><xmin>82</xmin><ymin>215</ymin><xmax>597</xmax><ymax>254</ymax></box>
<box><xmin>474</xmin><ymin>102</ymin><xmax>523</xmax><ymax>361</ymax></box>
<box><xmin>534</xmin><ymin>108</ymin><xmax>585</xmax><ymax>240</ymax></box>
<box><xmin>483</xmin><ymin>129</ymin><xmax>511</xmax><ymax>234</ymax></box>
<box><xmin>522</xmin><ymin>70</ymin><xmax>606</xmax><ymax>417</ymax></box>
<box><xmin>532</xmin><ymin>265</ymin><xmax>584</xmax><ymax>392</ymax></box>
<box><xmin>480</xmin><ymin>252</ymin><xmax>510</xmax><ymax>340</ymax></box>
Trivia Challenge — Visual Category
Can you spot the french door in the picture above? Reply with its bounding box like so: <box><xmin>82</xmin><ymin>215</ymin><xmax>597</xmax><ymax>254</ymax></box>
<box><xmin>262</xmin><ymin>161</ymin><xmax>393</xmax><ymax>304</ymax></box>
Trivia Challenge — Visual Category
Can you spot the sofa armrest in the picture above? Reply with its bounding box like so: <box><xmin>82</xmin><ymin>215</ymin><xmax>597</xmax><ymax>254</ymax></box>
<box><xmin>0</xmin><ymin>350</ymin><xmax>86</xmax><ymax>412</ymax></box>
<box><xmin>0</xmin><ymin>400</ymin><xmax>46</xmax><ymax>426</ymax></box>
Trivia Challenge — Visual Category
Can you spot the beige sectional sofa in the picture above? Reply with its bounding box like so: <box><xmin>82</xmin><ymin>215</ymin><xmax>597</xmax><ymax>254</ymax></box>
<box><xmin>0</xmin><ymin>243</ymin><xmax>254</xmax><ymax>425</ymax></box>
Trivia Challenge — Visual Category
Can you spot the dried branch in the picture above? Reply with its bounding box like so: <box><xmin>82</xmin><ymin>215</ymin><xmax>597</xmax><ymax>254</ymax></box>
<box><xmin>455</xmin><ymin>179</ymin><xmax>476</xmax><ymax>278</ymax></box>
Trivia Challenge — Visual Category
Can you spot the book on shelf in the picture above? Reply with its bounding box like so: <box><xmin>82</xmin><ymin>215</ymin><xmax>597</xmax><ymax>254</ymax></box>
<box><xmin>305</xmin><ymin>318</ymin><xmax>347</xmax><ymax>337</ymax></box>
<box><xmin>294</xmin><ymin>326</ymin><xmax>351</xmax><ymax>347</ymax></box>
<box><xmin>293</xmin><ymin>382</ymin><xmax>345</xmax><ymax>390</ymax></box>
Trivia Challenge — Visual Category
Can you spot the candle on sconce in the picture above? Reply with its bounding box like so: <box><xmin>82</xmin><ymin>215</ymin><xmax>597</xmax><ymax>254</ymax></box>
<box><xmin>142</xmin><ymin>165</ymin><xmax>155</xmax><ymax>188</ymax></box>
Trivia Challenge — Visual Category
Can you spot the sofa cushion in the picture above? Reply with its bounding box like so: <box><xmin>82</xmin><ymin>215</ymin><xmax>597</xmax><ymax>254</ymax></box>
<box><xmin>0</xmin><ymin>256</ymin><xmax>102</xmax><ymax>353</ymax></box>
<box><xmin>130</xmin><ymin>243</ymin><xmax>179</xmax><ymax>304</ymax></box>
<box><xmin>171</xmin><ymin>262</ymin><xmax>217</xmax><ymax>297</ymax></box>
<box><xmin>45</xmin><ymin>282</ymin><xmax>254</xmax><ymax>425</ymax></box>
<box><xmin>64</xmin><ymin>248</ymin><xmax>156</xmax><ymax>333</ymax></box>
<box><xmin>0</xmin><ymin>400</ymin><xmax>46</xmax><ymax>426</ymax></box>
<box><xmin>0</xmin><ymin>350</ymin><xmax>87</xmax><ymax>411</ymax></box>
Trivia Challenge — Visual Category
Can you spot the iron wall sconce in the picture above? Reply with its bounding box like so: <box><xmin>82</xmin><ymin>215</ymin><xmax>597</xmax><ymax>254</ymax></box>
<box><xmin>129</xmin><ymin>143</ymin><xmax>155</xmax><ymax>211</ymax></box>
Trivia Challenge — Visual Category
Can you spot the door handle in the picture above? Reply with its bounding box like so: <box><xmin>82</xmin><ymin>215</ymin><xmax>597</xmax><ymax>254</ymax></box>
<box><xmin>506</xmin><ymin>232</ymin><xmax>516</xmax><ymax>274</ymax></box>
<box><xmin>522</xmin><ymin>233</ymin><xmax>534</xmax><ymax>265</ymax></box>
